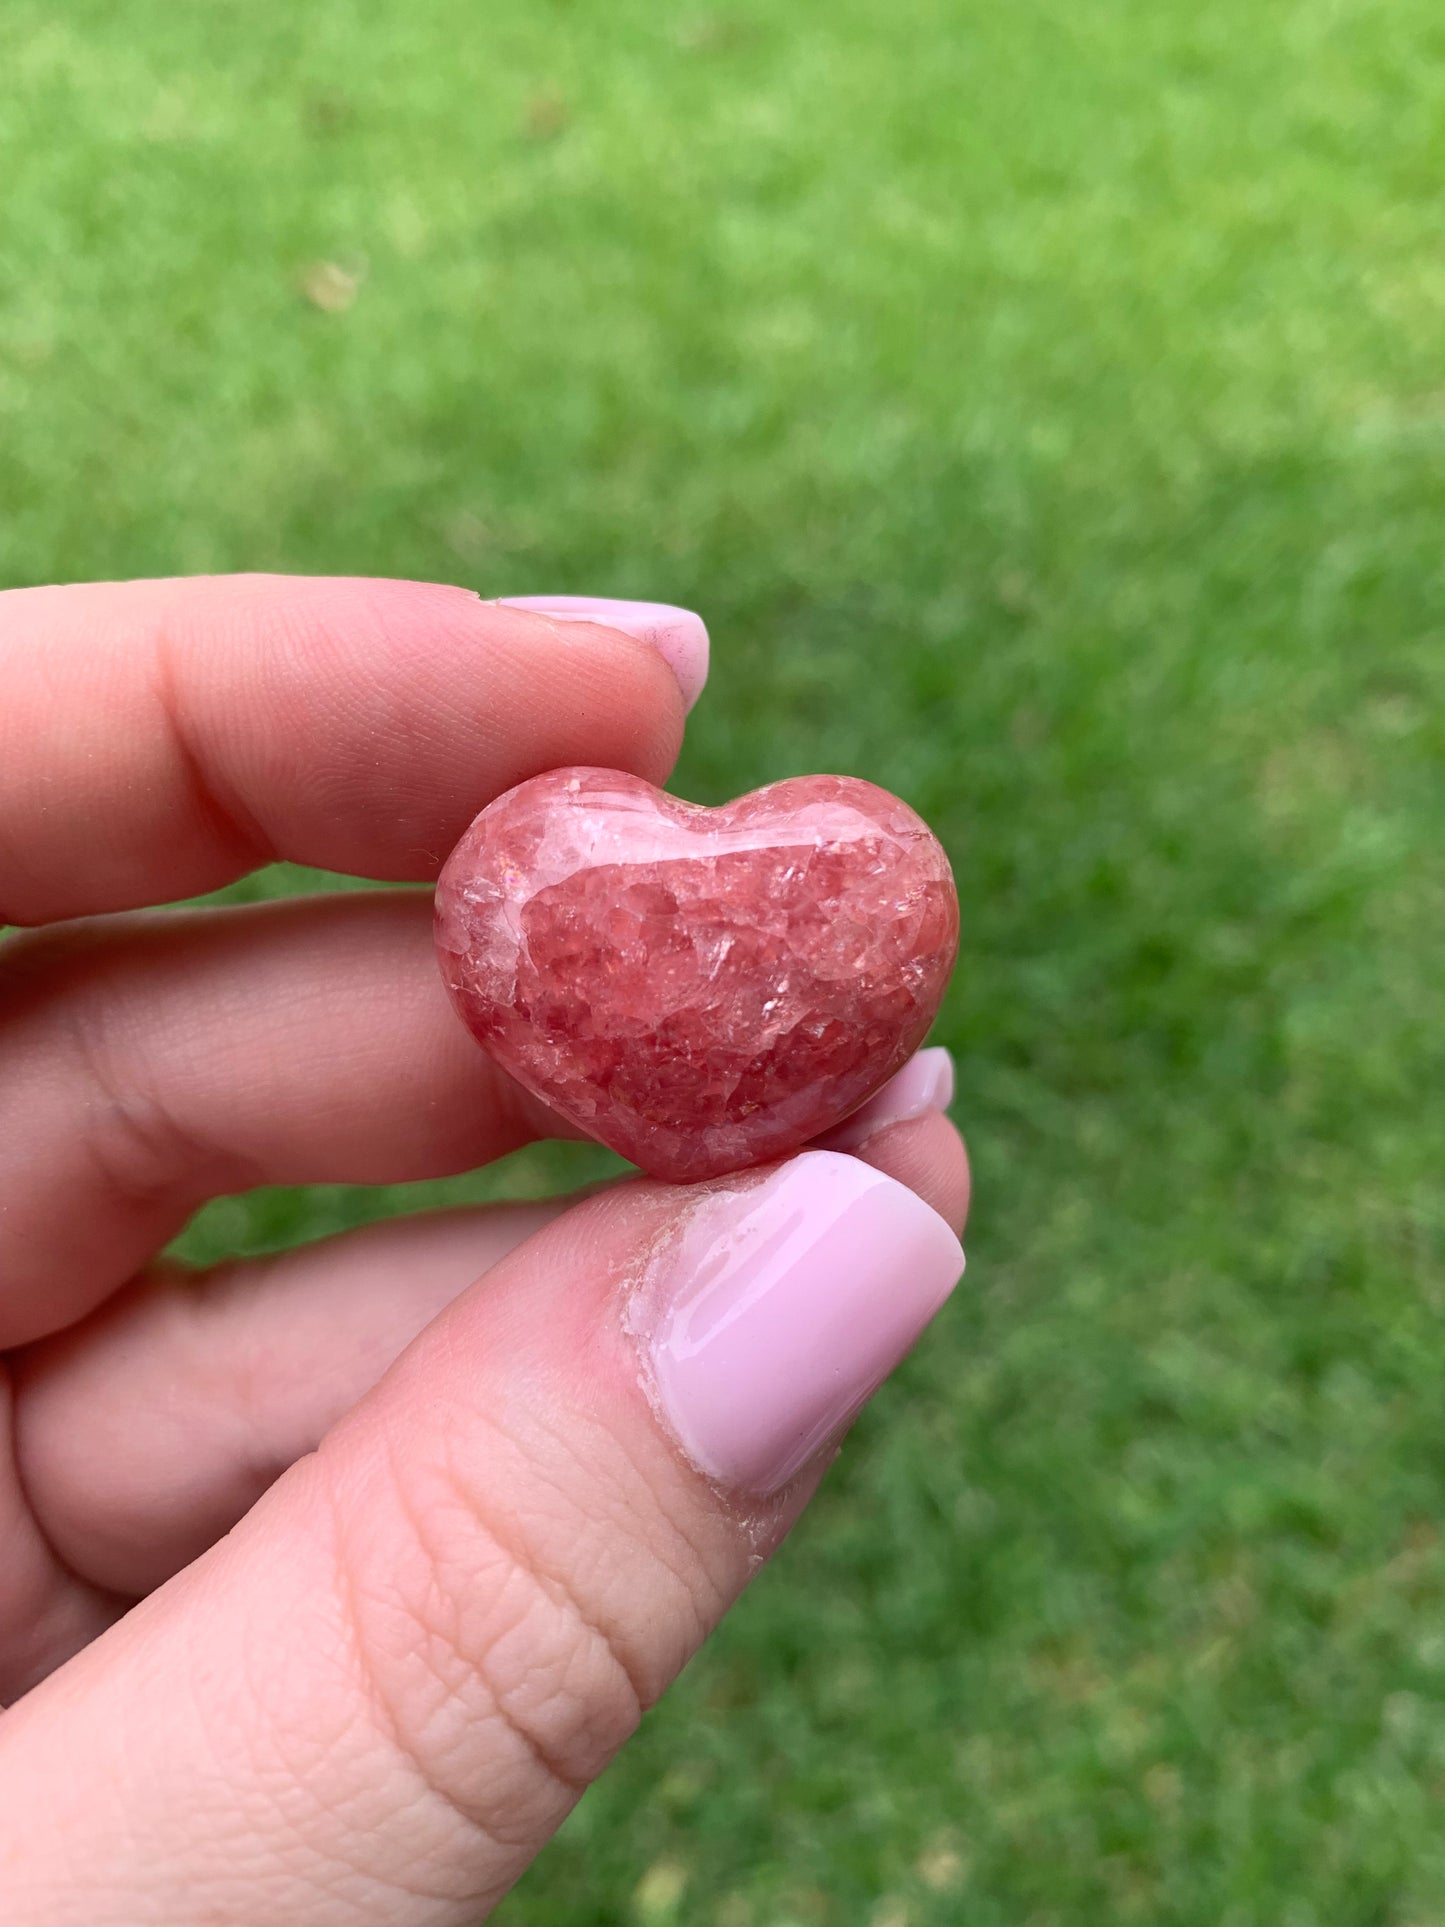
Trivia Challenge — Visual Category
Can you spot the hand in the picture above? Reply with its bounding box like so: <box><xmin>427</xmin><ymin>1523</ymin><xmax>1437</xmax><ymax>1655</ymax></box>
<box><xmin>0</xmin><ymin>576</ymin><xmax>969</xmax><ymax>1925</ymax></box>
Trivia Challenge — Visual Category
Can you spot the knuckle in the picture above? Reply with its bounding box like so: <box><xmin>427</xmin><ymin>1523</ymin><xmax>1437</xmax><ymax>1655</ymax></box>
<box><xmin>81</xmin><ymin>1080</ymin><xmax>215</xmax><ymax>1207</ymax></box>
<box><xmin>0</xmin><ymin>920</ymin><xmax>249</xmax><ymax>1208</ymax></box>
<box><xmin>72</xmin><ymin>1032</ymin><xmax>243</xmax><ymax>1211</ymax></box>
<box><xmin>0</xmin><ymin>1362</ymin><xmax>117</xmax><ymax>1700</ymax></box>
<box><xmin>321</xmin><ymin>1424</ymin><xmax>663</xmax><ymax>1852</ymax></box>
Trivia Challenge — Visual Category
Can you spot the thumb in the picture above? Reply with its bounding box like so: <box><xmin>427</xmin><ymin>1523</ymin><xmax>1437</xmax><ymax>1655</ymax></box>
<box><xmin>0</xmin><ymin>1149</ymin><xmax>964</xmax><ymax>1927</ymax></box>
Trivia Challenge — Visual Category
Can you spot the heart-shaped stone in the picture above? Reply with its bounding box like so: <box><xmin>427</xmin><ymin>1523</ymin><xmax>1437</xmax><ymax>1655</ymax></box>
<box><xmin>435</xmin><ymin>768</ymin><xmax>958</xmax><ymax>1182</ymax></box>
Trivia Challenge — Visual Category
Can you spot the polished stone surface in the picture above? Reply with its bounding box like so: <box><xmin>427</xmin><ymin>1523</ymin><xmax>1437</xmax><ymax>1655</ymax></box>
<box><xmin>435</xmin><ymin>769</ymin><xmax>958</xmax><ymax>1181</ymax></box>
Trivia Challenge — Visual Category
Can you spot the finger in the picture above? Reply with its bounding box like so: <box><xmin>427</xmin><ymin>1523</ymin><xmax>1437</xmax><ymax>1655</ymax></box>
<box><xmin>497</xmin><ymin>597</ymin><xmax>710</xmax><ymax>712</ymax></box>
<box><xmin>0</xmin><ymin>576</ymin><xmax>688</xmax><ymax>924</ymax></box>
<box><xmin>0</xmin><ymin>893</ymin><xmax>585</xmax><ymax>1346</ymax></box>
<box><xmin>819</xmin><ymin>1048</ymin><xmax>970</xmax><ymax>1233</ymax></box>
<box><xmin>0</xmin><ymin>1200</ymin><xmax>566</xmax><ymax>1705</ymax></box>
<box><xmin>0</xmin><ymin>1152</ymin><xmax>964</xmax><ymax>1925</ymax></box>
<box><xmin>0</xmin><ymin>1365</ymin><xmax>123</xmax><ymax>1705</ymax></box>
<box><xmin>13</xmin><ymin>1201</ymin><xmax>566</xmax><ymax>1605</ymax></box>
<box><xmin>11</xmin><ymin>1103</ymin><xmax>967</xmax><ymax>1620</ymax></box>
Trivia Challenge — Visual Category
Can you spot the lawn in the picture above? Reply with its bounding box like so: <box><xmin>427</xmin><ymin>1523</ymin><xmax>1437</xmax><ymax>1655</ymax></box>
<box><xmin>3</xmin><ymin>0</ymin><xmax>1444</xmax><ymax>1920</ymax></box>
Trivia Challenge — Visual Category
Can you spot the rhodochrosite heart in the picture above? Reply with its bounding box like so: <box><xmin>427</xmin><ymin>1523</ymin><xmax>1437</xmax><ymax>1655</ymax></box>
<box><xmin>435</xmin><ymin>769</ymin><xmax>958</xmax><ymax>1182</ymax></box>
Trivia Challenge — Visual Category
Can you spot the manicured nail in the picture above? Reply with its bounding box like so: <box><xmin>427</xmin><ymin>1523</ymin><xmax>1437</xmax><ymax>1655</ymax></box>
<box><xmin>815</xmin><ymin>1047</ymin><xmax>955</xmax><ymax>1151</ymax></box>
<box><xmin>498</xmin><ymin>596</ymin><xmax>710</xmax><ymax>711</ymax></box>
<box><xmin>633</xmin><ymin>1151</ymin><xmax>964</xmax><ymax>1494</ymax></box>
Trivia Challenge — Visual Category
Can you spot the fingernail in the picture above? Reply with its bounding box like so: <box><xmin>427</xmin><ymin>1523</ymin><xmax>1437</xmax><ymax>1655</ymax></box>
<box><xmin>815</xmin><ymin>1047</ymin><xmax>956</xmax><ymax>1151</ymax></box>
<box><xmin>498</xmin><ymin>596</ymin><xmax>710</xmax><ymax>711</ymax></box>
<box><xmin>633</xmin><ymin>1150</ymin><xmax>964</xmax><ymax>1494</ymax></box>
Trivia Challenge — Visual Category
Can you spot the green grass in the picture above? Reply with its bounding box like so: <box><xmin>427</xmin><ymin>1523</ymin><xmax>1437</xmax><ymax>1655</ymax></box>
<box><xmin>4</xmin><ymin>0</ymin><xmax>1445</xmax><ymax>1919</ymax></box>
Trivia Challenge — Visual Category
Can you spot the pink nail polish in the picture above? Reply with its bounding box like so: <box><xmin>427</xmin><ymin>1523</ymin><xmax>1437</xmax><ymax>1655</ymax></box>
<box><xmin>632</xmin><ymin>1151</ymin><xmax>964</xmax><ymax>1494</ymax></box>
<box><xmin>498</xmin><ymin>596</ymin><xmax>710</xmax><ymax>711</ymax></box>
<box><xmin>815</xmin><ymin>1047</ymin><xmax>955</xmax><ymax>1151</ymax></box>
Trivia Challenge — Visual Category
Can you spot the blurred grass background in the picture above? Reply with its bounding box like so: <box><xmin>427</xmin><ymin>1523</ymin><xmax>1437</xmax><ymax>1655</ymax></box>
<box><xmin>3</xmin><ymin>0</ymin><xmax>1445</xmax><ymax>1920</ymax></box>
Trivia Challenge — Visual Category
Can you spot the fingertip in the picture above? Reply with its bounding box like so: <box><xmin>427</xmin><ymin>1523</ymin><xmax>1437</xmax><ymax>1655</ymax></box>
<box><xmin>497</xmin><ymin>597</ymin><xmax>709</xmax><ymax>713</ymax></box>
<box><xmin>623</xmin><ymin>1151</ymin><xmax>963</xmax><ymax>1496</ymax></box>
<box><xmin>847</xmin><ymin>1108</ymin><xmax>971</xmax><ymax>1240</ymax></box>
<box><xmin>815</xmin><ymin>1047</ymin><xmax>955</xmax><ymax>1152</ymax></box>
<box><xmin>464</xmin><ymin>598</ymin><xmax>688</xmax><ymax>791</ymax></box>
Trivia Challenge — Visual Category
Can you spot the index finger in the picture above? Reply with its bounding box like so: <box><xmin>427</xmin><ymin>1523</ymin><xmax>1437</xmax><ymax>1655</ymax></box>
<box><xmin>0</xmin><ymin>576</ymin><xmax>689</xmax><ymax>924</ymax></box>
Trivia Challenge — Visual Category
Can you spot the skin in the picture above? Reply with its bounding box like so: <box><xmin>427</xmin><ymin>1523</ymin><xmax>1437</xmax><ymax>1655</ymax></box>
<box><xmin>0</xmin><ymin>577</ymin><xmax>969</xmax><ymax>1924</ymax></box>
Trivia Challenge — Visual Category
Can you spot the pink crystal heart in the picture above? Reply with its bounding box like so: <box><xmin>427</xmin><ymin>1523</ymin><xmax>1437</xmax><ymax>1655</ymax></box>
<box><xmin>435</xmin><ymin>768</ymin><xmax>959</xmax><ymax>1182</ymax></box>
